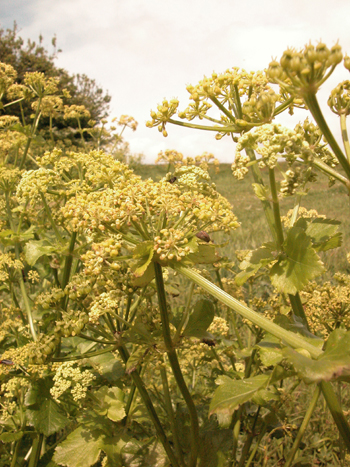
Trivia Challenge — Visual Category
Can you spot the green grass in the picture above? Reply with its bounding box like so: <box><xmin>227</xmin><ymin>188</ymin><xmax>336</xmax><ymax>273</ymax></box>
<box><xmin>135</xmin><ymin>163</ymin><xmax>350</xmax><ymax>276</ymax></box>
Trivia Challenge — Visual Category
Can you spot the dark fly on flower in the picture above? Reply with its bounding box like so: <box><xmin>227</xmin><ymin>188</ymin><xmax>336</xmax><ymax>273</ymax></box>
<box><xmin>168</xmin><ymin>176</ymin><xmax>177</xmax><ymax>184</ymax></box>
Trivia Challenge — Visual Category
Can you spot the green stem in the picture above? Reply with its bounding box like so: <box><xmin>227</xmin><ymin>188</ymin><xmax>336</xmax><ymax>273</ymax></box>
<box><xmin>10</xmin><ymin>436</ymin><xmax>23</xmax><ymax>467</ymax></box>
<box><xmin>118</xmin><ymin>345</ymin><xmax>180</xmax><ymax>467</ymax></box>
<box><xmin>245</xmin><ymin>148</ymin><xmax>278</xmax><ymax>244</ymax></box>
<box><xmin>304</xmin><ymin>93</ymin><xmax>350</xmax><ymax>179</ymax></box>
<box><xmin>173</xmin><ymin>282</ymin><xmax>195</xmax><ymax>344</ymax></box>
<box><xmin>284</xmin><ymin>385</ymin><xmax>321</xmax><ymax>467</ymax></box>
<box><xmin>209</xmin><ymin>96</ymin><xmax>236</xmax><ymax>123</ymax></box>
<box><xmin>174</xmin><ymin>265</ymin><xmax>323</xmax><ymax>358</ymax></box>
<box><xmin>124</xmin><ymin>384</ymin><xmax>136</xmax><ymax>419</ymax></box>
<box><xmin>168</xmin><ymin>118</ymin><xmax>237</xmax><ymax>133</ymax></box>
<box><xmin>160</xmin><ymin>365</ymin><xmax>186</xmax><ymax>467</ymax></box>
<box><xmin>52</xmin><ymin>345</ymin><xmax>117</xmax><ymax>361</ymax></box>
<box><xmin>154</xmin><ymin>262</ymin><xmax>199</xmax><ymax>467</ymax></box>
<box><xmin>244</xmin><ymin>425</ymin><xmax>267</xmax><ymax>467</ymax></box>
<box><xmin>19</xmin><ymin>96</ymin><xmax>42</xmax><ymax>170</ymax></box>
<box><xmin>237</xmin><ymin>407</ymin><xmax>261</xmax><ymax>467</ymax></box>
<box><xmin>5</xmin><ymin>193</ymin><xmax>37</xmax><ymax>341</ymax></box>
<box><xmin>310</xmin><ymin>155</ymin><xmax>350</xmax><ymax>191</ymax></box>
<box><xmin>39</xmin><ymin>192</ymin><xmax>64</xmax><ymax>242</ymax></box>
<box><xmin>268</xmin><ymin>168</ymin><xmax>284</xmax><ymax>249</ymax></box>
<box><xmin>61</xmin><ymin>231</ymin><xmax>77</xmax><ymax>291</ymax></box>
<box><xmin>231</xmin><ymin>407</ymin><xmax>243</xmax><ymax>464</ymax></box>
<box><xmin>79</xmin><ymin>333</ymin><xmax>117</xmax><ymax>345</ymax></box>
<box><xmin>288</xmin><ymin>293</ymin><xmax>310</xmax><ymax>331</ymax></box>
<box><xmin>320</xmin><ymin>381</ymin><xmax>350</xmax><ymax>453</ymax></box>
<box><xmin>28</xmin><ymin>433</ymin><xmax>44</xmax><ymax>467</ymax></box>
<box><xmin>340</xmin><ymin>114</ymin><xmax>350</xmax><ymax>164</ymax></box>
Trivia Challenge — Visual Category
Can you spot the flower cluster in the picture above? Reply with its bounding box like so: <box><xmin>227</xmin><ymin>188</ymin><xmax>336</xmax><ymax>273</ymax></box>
<box><xmin>267</xmin><ymin>42</ymin><xmax>343</xmax><ymax>95</ymax></box>
<box><xmin>148</xmin><ymin>68</ymin><xmax>288</xmax><ymax>140</ymax></box>
<box><xmin>146</xmin><ymin>98</ymin><xmax>180</xmax><ymax>136</ymax></box>
<box><xmin>50</xmin><ymin>361</ymin><xmax>95</xmax><ymax>403</ymax></box>
<box><xmin>301</xmin><ymin>280</ymin><xmax>350</xmax><ymax>337</ymax></box>
<box><xmin>155</xmin><ymin>149</ymin><xmax>220</xmax><ymax>172</ymax></box>
<box><xmin>328</xmin><ymin>81</ymin><xmax>350</xmax><ymax>116</ymax></box>
<box><xmin>0</xmin><ymin>62</ymin><xmax>17</xmax><ymax>98</ymax></box>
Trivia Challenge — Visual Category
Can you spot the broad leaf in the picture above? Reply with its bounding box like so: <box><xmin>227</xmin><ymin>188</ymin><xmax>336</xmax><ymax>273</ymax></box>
<box><xmin>132</xmin><ymin>242</ymin><xmax>154</xmax><ymax>277</ymax></box>
<box><xmin>283</xmin><ymin>330</ymin><xmax>350</xmax><ymax>383</ymax></box>
<box><xmin>26</xmin><ymin>380</ymin><xmax>69</xmax><ymax>436</ymax></box>
<box><xmin>54</xmin><ymin>425</ymin><xmax>126</xmax><ymax>467</ymax></box>
<box><xmin>184</xmin><ymin>242</ymin><xmax>219</xmax><ymax>265</ymax></box>
<box><xmin>24</xmin><ymin>240</ymin><xmax>57</xmax><ymax>266</ymax></box>
<box><xmin>252</xmin><ymin>183</ymin><xmax>270</xmax><ymax>201</ymax></box>
<box><xmin>0</xmin><ymin>431</ymin><xmax>24</xmax><ymax>443</ymax></box>
<box><xmin>257</xmin><ymin>334</ymin><xmax>284</xmax><ymax>366</ymax></box>
<box><xmin>270</xmin><ymin>227</ymin><xmax>324</xmax><ymax>294</ymax></box>
<box><xmin>296</xmin><ymin>217</ymin><xmax>342</xmax><ymax>252</ymax></box>
<box><xmin>183</xmin><ymin>299</ymin><xmax>215</xmax><ymax>338</ymax></box>
<box><xmin>94</xmin><ymin>386</ymin><xmax>125</xmax><ymax>422</ymax></box>
<box><xmin>210</xmin><ymin>367</ymin><xmax>289</xmax><ymax>417</ymax></box>
<box><xmin>27</xmin><ymin>398</ymin><xmax>69</xmax><ymax>437</ymax></box>
<box><xmin>235</xmin><ymin>245</ymin><xmax>275</xmax><ymax>285</ymax></box>
<box><xmin>209</xmin><ymin>374</ymin><xmax>269</xmax><ymax>416</ymax></box>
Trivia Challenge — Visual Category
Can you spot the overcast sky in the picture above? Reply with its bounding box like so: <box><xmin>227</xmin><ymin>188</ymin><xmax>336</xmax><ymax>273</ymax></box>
<box><xmin>2</xmin><ymin>0</ymin><xmax>350</xmax><ymax>163</ymax></box>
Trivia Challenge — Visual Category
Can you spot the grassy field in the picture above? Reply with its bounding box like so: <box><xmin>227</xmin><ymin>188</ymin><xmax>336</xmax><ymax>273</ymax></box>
<box><xmin>135</xmin><ymin>163</ymin><xmax>350</xmax><ymax>276</ymax></box>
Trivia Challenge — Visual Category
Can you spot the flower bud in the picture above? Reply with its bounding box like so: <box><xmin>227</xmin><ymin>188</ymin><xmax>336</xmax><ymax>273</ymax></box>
<box><xmin>344</xmin><ymin>55</ymin><xmax>350</xmax><ymax>71</ymax></box>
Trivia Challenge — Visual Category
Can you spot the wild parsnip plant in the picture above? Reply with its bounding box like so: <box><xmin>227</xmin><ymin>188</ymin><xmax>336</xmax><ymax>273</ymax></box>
<box><xmin>1</xmin><ymin>41</ymin><xmax>350</xmax><ymax>467</ymax></box>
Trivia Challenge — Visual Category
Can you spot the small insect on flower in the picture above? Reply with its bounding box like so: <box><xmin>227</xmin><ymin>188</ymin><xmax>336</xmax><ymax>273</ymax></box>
<box><xmin>196</xmin><ymin>231</ymin><xmax>211</xmax><ymax>243</ymax></box>
<box><xmin>168</xmin><ymin>176</ymin><xmax>177</xmax><ymax>184</ymax></box>
<box><xmin>201</xmin><ymin>338</ymin><xmax>216</xmax><ymax>347</ymax></box>
<box><xmin>0</xmin><ymin>360</ymin><xmax>14</xmax><ymax>365</ymax></box>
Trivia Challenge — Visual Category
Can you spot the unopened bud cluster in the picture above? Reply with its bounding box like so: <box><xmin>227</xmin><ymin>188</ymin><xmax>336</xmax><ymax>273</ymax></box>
<box><xmin>267</xmin><ymin>42</ymin><xmax>343</xmax><ymax>95</ymax></box>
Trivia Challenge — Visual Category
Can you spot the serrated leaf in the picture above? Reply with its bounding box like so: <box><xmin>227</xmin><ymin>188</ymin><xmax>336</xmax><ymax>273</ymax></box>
<box><xmin>132</xmin><ymin>262</ymin><xmax>155</xmax><ymax>287</ymax></box>
<box><xmin>257</xmin><ymin>334</ymin><xmax>283</xmax><ymax>366</ymax></box>
<box><xmin>184</xmin><ymin>242</ymin><xmax>219</xmax><ymax>265</ymax></box>
<box><xmin>270</xmin><ymin>227</ymin><xmax>324</xmax><ymax>294</ymax></box>
<box><xmin>132</xmin><ymin>242</ymin><xmax>154</xmax><ymax>277</ymax></box>
<box><xmin>0</xmin><ymin>431</ymin><xmax>24</xmax><ymax>443</ymax></box>
<box><xmin>252</xmin><ymin>183</ymin><xmax>270</xmax><ymax>201</ymax></box>
<box><xmin>296</xmin><ymin>217</ymin><xmax>342</xmax><ymax>252</ymax></box>
<box><xmin>27</xmin><ymin>399</ymin><xmax>69</xmax><ymax>436</ymax></box>
<box><xmin>283</xmin><ymin>331</ymin><xmax>350</xmax><ymax>383</ymax></box>
<box><xmin>235</xmin><ymin>245</ymin><xmax>275</xmax><ymax>285</ymax></box>
<box><xmin>53</xmin><ymin>426</ymin><xmax>103</xmax><ymax>467</ymax></box>
<box><xmin>94</xmin><ymin>387</ymin><xmax>125</xmax><ymax>422</ymax></box>
<box><xmin>26</xmin><ymin>380</ymin><xmax>69</xmax><ymax>436</ymax></box>
<box><xmin>210</xmin><ymin>375</ymin><xmax>269</xmax><ymax>416</ymax></box>
<box><xmin>183</xmin><ymin>299</ymin><xmax>215</xmax><ymax>338</ymax></box>
<box><xmin>24</xmin><ymin>240</ymin><xmax>57</xmax><ymax>266</ymax></box>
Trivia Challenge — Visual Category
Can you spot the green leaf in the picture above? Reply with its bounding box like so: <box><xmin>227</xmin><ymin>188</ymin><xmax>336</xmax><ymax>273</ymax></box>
<box><xmin>252</xmin><ymin>183</ymin><xmax>270</xmax><ymax>201</ymax></box>
<box><xmin>210</xmin><ymin>374</ymin><xmax>269</xmax><ymax>416</ymax></box>
<box><xmin>296</xmin><ymin>217</ymin><xmax>342</xmax><ymax>252</ymax></box>
<box><xmin>53</xmin><ymin>426</ymin><xmax>103</xmax><ymax>467</ymax></box>
<box><xmin>132</xmin><ymin>241</ymin><xmax>154</xmax><ymax>277</ymax></box>
<box><xmin>94</xmin><ymin>386</ymin><xmax>125</xmax><ymax>422</ymax></box>
<box><xmin>132</xmin><ymin>262</ymin><xmax>155</xmax><ymax>287</ymax></box>
<box><xmin>270</xmin><ymin>227</ymin><xmax>324</xmax><ymax>294</ymax></box>
<box><xmin>27</xmin><ymin>398</ymin><xmax>69</xmax><ymax>436</ymax></box>
<box><xmin>235</xmin><ymin>245</ymin><xmax>275</xmax><ymax>285</ymax></box>
<box><xmin>123</xmin><ymin>321</ymin><xmax>155</xmax><ymax>345</ymax></box>
<box><xmin>0</xmin><ymin>431</ymin><xmax>24</xmax><ymax>443</ymax></box>
<box><xmin>283</xmin><ymin>331</ymin><xmax>350</xmax><ymax>383</ymax></box>
<box><xmin>183</xmin><ymin>241</ymin><xmax>219</xmax><ymax>265</ymax></box>
<box><xmin>257</xmin><ymin>334</ymin><xmax>284</xmax><ymax>366</ymax></box>
<box><xmin>24</xmin><ymin>240</ymin><xmax>57</xmax><ymax>266</ymax></box>
<box><xmin>88</xmin><ymin>352</ymin><xmax>124</xmax><ymax>383</ymax></box>
<box><xmin>26</xmin><ymin>380</ymin><xmax>69</xmax><ymax>436</ymax></box>
<box><xmin>183</xmin><ymin>299</ymin><xmax>215</xmax><ymax>338</ymax></box>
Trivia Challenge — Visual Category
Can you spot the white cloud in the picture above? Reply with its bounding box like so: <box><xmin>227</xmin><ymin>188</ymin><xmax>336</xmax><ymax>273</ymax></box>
<box><xmin>2</xmin><ymin>0</ymin><xmax>350</xmax><ymax>162</ymax></box>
